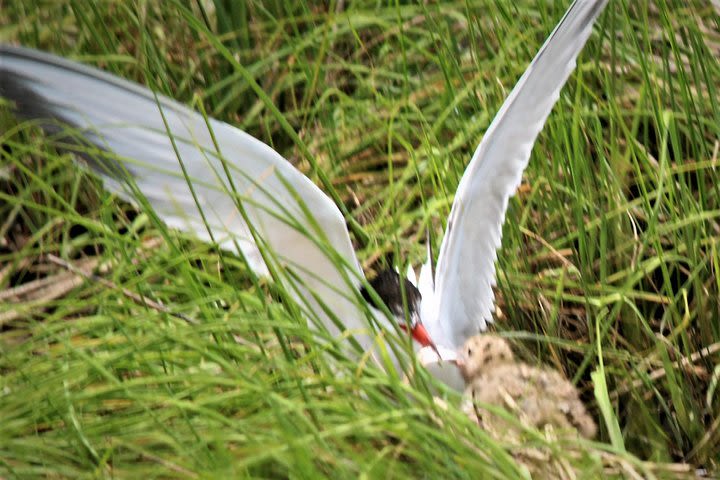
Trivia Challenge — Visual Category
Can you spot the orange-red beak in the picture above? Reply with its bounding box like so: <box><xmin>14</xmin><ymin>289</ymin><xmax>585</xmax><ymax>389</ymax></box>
<box><xmin>411</xmin><ymin>323</ymin><xmax>435</xmax><ymax>349</ymax></box>
<box><xmin>400</xmin><ymin>322</ymin><xmax>440</xmax><ymax>355</ymax></box>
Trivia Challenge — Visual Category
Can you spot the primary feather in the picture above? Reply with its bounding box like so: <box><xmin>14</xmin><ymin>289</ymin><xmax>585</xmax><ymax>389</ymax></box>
<box><xmin>0</xmin><ymin>45</ymin><xmax>374</xmax><ymax>349</ymax></box>
<box><xmin>423</xmin><ymin>0</ymin><xmax>608</xmax><ymax>349</ymax></box>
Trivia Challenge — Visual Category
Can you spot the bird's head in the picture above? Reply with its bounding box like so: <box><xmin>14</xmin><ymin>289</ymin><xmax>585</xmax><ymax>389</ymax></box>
<box><xmin>456</xmin><ymin>334</ymin><xmax>515</xmax><ymax>382</ymax></box>
<box><xmin>360</xmin><ymin>268</ymin><xmax>436</xmax><ymax>349</ymax></box>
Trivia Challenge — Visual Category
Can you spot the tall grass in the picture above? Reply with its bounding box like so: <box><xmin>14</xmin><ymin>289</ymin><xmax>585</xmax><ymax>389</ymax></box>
<box><xmin>1</xmin><ymin>0</ymin><xmax>719</xmax><ymax>477</ymax></box>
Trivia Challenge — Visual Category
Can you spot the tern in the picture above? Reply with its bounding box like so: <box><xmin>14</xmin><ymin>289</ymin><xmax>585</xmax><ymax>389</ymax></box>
<box><xmin>0</xmin><ymin>0</ymin><xmax>607</xmax><ymax>385</ymax></box>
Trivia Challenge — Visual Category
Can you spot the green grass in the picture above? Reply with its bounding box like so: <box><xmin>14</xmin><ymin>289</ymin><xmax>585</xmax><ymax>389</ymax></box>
<box><xmin>1</xmin><ymin>0</ymin><xmax>719</xmax><ymax>478</ymax></box>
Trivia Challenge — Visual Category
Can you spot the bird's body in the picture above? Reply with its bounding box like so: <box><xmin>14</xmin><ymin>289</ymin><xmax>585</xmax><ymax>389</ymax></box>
<box><xmin>0</xmin><ymin>0</ymin><xmax>609</xmax><ymax>385</ymax></box>
<box><xmin>458</xmin><ymin>335</ymin><xmax>596</xmax><ymax>439</ymax></box>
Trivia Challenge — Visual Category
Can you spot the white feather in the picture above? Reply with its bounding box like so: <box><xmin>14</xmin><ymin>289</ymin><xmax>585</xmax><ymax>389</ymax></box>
<box><xmin>0</xmin><ymin>46</ymin><xmax>382</xmax><ymax>357</ymax></box>
<box><xmin>0</xmin><ymin>0</ymin><xmax>608</xmax><ymax>381</ymax></box>
<box><xmin>406</xmin><ymin>264</ymin><xmax>418</xmax><ymax>287</ymax></box>
<box><xmin>426</xmin><ymin>0</ymin><xmax>608</xmax><ymax>349</ymax></box>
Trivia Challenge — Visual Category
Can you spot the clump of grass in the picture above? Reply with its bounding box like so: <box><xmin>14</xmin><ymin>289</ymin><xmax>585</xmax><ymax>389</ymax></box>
<box><xmin>1</xmin><ymin>0</ymin><xmax>719</xmax><ymax>477</ymax></box>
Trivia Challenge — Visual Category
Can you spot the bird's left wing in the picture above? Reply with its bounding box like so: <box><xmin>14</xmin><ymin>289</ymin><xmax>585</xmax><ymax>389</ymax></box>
<box><xmin>426</xmin><ymin>0</ymin><xmax>608</xmax><ymax>349</ymax></box>
<box><xmin>0</xmin><ymin>45</ymin><xmax>367</xmax><ymax>340</ymax></box>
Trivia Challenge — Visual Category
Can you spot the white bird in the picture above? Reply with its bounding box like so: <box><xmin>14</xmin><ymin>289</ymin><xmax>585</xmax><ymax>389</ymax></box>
<box><xmin>0</xmin><ymin>0</ymin><xmax>607</xmax><ymax>385</ymax></box>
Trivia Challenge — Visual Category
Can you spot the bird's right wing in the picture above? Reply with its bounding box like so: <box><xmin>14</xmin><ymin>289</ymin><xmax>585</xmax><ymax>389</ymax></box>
<box><xmin>427</xmin><ymin>0</ymin><xmax>608</xmax><ymax>349</ymax></box>
<box><xmin>0</xmin><ymin>45</ymin><xmax>367</xmax><ymax>339</ymax></box>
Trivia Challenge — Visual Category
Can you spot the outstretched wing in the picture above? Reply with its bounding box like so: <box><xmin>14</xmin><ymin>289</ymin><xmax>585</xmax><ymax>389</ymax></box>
<box><xmin>426</xmin><ymin>0</ymin><xmax>608</xmax><ymax>348</ymax></box>
<box><xmin>0</xmin><ymin>45</ymin><xmax>367</xmax><ymax>340</ymax></box>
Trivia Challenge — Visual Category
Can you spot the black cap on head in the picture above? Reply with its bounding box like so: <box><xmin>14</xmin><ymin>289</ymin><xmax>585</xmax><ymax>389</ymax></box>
<box><xmin>360</xmin><ymin>268</ymin><xmax>421</xmax><ymax>323</ymax></box>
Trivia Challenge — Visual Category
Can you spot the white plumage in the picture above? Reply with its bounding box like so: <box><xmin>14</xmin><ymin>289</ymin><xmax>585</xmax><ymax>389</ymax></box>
<box><xmin>422</xmin><ymin>0</ymin><xmax>609</xmax><ymax>348</ymax></box>
<box><xmin>0</xmin><ymin>0</ymin><xmax>608</xmax><ymax>383</ymax></box>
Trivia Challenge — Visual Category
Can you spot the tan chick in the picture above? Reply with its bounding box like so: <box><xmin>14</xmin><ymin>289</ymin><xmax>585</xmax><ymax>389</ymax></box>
<box><xmin>457</xmin><ymin>334</ymin><xmax>596</xmax><ymax>440</ymax></box>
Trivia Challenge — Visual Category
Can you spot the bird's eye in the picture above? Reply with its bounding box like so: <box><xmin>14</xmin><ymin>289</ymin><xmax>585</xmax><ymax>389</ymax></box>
<box><xmin>467</xmin><ymin>348</ymin><xmax>472</xmax><ymax>357</ymax></box>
